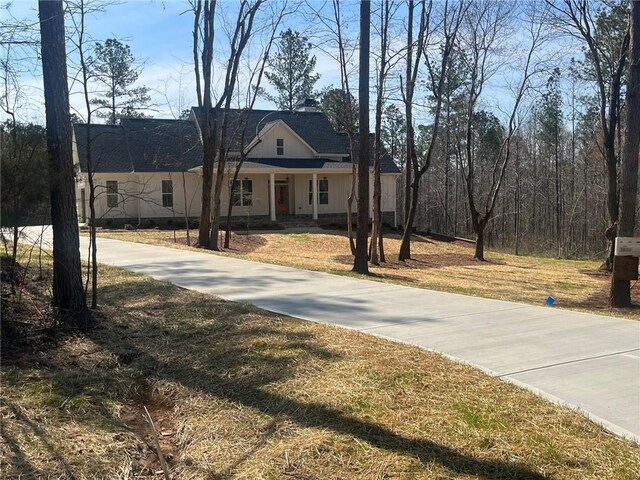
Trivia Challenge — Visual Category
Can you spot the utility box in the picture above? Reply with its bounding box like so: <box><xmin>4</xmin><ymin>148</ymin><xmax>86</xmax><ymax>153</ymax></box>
<box><xmin>614</xmin><ymin>237</ymin><xmax>640</xmax><ymax>256</ymax></box>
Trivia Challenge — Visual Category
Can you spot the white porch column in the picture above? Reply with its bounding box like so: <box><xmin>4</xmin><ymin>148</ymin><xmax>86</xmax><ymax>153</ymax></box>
<box><xmin>269</xmin><ymin>173</ymin><xmax>276</xmax><ymax>221</ymax></box>
<box><xmin>312</xmin><ymin>172</ymin><xmax>318</xmax><ymax>220</ymax></box>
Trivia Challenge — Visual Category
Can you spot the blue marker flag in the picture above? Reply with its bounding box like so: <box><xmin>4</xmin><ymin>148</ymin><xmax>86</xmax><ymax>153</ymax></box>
<box><xmin>546</xmin><ymin>296</ymin><xmax>555</xmax><ymax>306</ymax></box>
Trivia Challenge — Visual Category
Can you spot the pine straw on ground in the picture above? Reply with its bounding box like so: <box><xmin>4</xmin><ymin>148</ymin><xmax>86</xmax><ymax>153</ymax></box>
<box><xmin>2</xmin><ymin>247</ymin><xmax>639</xmax><ymax>479</ymax></box>
<box><xmin>95</xmin><ymin>229</ymin><xmax>640</xmax><ymax>320</ymax></box>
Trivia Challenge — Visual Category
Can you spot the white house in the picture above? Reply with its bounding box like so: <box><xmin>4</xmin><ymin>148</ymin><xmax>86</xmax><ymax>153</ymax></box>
<box><xmin>73</xmin><ymin>101</ymin><xmax>401</xmax><ymax>228</ymax></box>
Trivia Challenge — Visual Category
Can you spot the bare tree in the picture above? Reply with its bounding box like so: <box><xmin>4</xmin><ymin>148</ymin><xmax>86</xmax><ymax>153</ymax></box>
<box><xmin>209</xmin><ymin>1</ymin><xmax>264</xmax><ymax>250</ymax></box>
<box><xmin>547</xmin><ymin>0</ymin><xmax>630</xmax><ymax>268</ymax></box>
<box><xmin>458</xmin><ymin>0</ymin><xmax>546</xmax><ymax>261</ymax></box>
<box><xmin>370</xmin><ymin>0</ymin><xmax>401</xmax><ymax>265</ymax></box>
<box><xmin>224</xmin><ymin>3</ymin><xmax>287</xmax><ymax>249</ymax></box>
<box><xmin>194</xmin><ymin>0</ymin><xmax>216</xmax><ymax>247</ymax></box>
<box><xmin>398</xmin><ymin>0</ymin><xmax>427</xmax><ymax>261</ymax></box>
<box><xmin>611</xmin><ymin>1</ymin><xmax>639</xmax><ymax>307</ymax></box>
<box><xmin>333</xmin><ymin>0</ymin><xmax>359</xmax><ymax>255</ymax></box>
<box><xmin>309</xmin><ymin>0</ymin><xmax>359</xmax><ymax>254</ymax></box>
<box><xmin>398</xmin><ymin>0</ymin><xmax>466</xmax><ymax>261</ymax></box>
<box><xmin>192</xmin><ymin>0</ymin><xmax>265</xmax><ymax>250</ymax></box>
<box><xmin>38</xmin><ymin>0</ymin><xmax>86</xmax><ymax>316</ymax></box>
<box><xmin>67</xmin><ymin>0</ymin><xmax>106</xmax><ymax>309</ymax></box>
<box><xmin>353</xmin><ymin>0</ymin><xmax>370</xmax><ymax>274</ymax></box>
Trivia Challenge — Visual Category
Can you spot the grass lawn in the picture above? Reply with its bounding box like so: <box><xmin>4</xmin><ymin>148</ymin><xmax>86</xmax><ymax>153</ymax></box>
<box><xmin>94</xmin><ymin>228</ymin><xmax>640</xmax><ymax>320</ymax></box>
<box><xmin>1</xmin><ymin>246</ymin><xmax>639</xmax><ymax>479</ymax></box>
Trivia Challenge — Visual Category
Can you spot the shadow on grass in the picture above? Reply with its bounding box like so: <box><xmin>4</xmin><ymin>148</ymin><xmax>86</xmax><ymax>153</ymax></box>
<box><xmin>83</xmin><ymin>280</ymin><xmax>550</xmax><ymax>479</ymax></box>
<box><xmin>1</xmin><ymin>401</ymin><xmax>79</xmax><ymax>479</ymax></box>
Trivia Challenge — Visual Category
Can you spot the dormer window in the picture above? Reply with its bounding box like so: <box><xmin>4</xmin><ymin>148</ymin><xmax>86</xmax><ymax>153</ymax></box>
<box><xmin>276</xmin><ymin>138</ymin><xmax>284</xmax><ymax>155</ymax></box>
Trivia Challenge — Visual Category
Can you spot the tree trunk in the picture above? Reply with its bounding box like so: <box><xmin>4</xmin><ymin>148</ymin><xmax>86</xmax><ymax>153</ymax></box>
<box><xmin>347</xmin><ymin>176</ymin><xmax>356</xmax><ymax>254</ymax></box>
<box><xmin>87</xmin><ymin>134</ymin><xmax>98</xmax><ymax>309</ymax></box>
<box><xmin>198</xmin><ymin>114</ymin><xmax>215</xmax><ymax>247</ymax></box>
<box><xmin>474</xmin><ymin>221</ymin><xmax>485</xmax><ymax>261</ymax></box>
<box><xmin>39</xmin><ymin>0</ymin><xmax>86</xmax><ymax>317</ymax></box>
<box><xmin>224</xmin><ymin>160</ymin><xmax>245</xmax><ymax>249</ymax></box>
<box><xmin>196</xmin><ymin>1</ymin><xmax>215</xmax><ymax>248</ymax></box>
<box><xmin>182</xmin><ymin>172</ymin><xmax>191</xmax><ymax>246</ymax></box>
<box><xmin>399</xmin><ymin>178</ymin><xmax>419</xmax><ymax>260</ymax></box>
<box><xmin>611</xmin><ymin>1</ymin><xmax>639</xmax><ymax>307</ymax></box>
<box><xmin>11</xmin><ymin>221</ymin><xmax>18</xmax><ymax>294</ymax></box>
<box><xmin>353</xmin><ymin>0</ymin><xmax>370</xmax><ymax>274</ymax></box>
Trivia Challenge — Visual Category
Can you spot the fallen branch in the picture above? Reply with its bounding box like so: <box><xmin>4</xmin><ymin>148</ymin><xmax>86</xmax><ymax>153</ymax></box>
<box><xmin>143</xmin><ymin>405</ymin><xmax>171</xmax><ymax>480</ymax></box>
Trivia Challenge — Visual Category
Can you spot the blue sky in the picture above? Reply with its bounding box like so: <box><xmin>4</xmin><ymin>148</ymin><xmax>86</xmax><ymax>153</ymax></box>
<box><xmin>3</xmin><ymin>0</ymin><xmax>350</xmax><ymax>123</ymax></box>
<box><xmin>2</xmin><ymin>0</ymin><xmax>584</xmax><ymax>126</ymax></box>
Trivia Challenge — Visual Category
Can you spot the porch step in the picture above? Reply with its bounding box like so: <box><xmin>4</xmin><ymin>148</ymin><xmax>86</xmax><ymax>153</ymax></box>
<box><xmin>276</xmin><ymin>216</ymin><xmax>320</xmax><ymax>229</ymax></box>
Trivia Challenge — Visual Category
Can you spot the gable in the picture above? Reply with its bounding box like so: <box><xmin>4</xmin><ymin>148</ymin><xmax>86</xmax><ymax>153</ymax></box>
<box><xmin>247</xmin><ymin>121</ymin><xmax>316</xmax><ymax>159</ymax></box>
<box><xmin>191</xmin><ymin>107</ymin><xmax>349</xmax><ymax>155</ymax></box>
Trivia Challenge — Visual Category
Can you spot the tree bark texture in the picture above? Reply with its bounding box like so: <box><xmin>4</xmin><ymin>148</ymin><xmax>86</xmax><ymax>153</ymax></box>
<box><xmin>353</xmin><ymin>0</ymin><xmax>370</xmax><ymax>274</ymax></box>
<box><xmin>39</xmin><ymin>0</ymin><xmax>86</xmax><ymax>315</ymax></box>
<box><xmin>611</xmin><ymin>1</ymin><xmax>639</xmax><ymax>307</ymax></box>
<box><xmin>197</xmin><ymin>0</ymin><xmax>216</xmax><ymax>247</ymax></box>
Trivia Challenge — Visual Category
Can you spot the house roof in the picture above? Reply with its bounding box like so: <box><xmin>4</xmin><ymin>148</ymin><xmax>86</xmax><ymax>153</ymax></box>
<box><xmin>191</xmin><ymin>107</ymin><xmax>350</xmax><ymax>154</ymax></box>
<box><xmin>74</xmin><ymin>124</ymin><xmax>132</xmax><ymax>173</ymax></box>
<box><xmin>74</xmin><ymin>119</ymin><xmax>202</xmax><ymax>173</ymax></box>
<box><xmin>74</xmin><ymin>109</ymin><xmax>400</xmax><ymax>174</ymax></box>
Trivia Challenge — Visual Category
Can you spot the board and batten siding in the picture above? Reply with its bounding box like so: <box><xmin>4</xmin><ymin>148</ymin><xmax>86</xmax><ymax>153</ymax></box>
<box><xmin>381</xmin><ymin>174</ymin><xmax>397</xmax><ymax>213</ymax></box>
<box><xmin>249</xmin><ymin>123</ymin><xmax>316</xmax><ymax>158</ymax></box>
<box><xmin>78</xmin><ymin>172</ymin><xmax>203</xmax><ymax>221</ymax></box>
<box><xmin>293</xmin><ymin>173</ymin><xmax>396</xmax><ymax>215</ymax></box>
<box><xmin>77</xmin><ymin>171</ymin><xmax>397</xmax><ymax>222</ymax></box>
<box><xmin>216</xmin><ymin>173</ymin><xmax>270</xmax><ymax>216</ymax></box>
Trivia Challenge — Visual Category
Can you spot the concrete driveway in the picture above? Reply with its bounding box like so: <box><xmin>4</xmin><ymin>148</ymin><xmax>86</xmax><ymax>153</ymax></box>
<box><xmin>21</xmin><ymin>227</ymin><xmax>640</xmax><ymax>442</ymax></box>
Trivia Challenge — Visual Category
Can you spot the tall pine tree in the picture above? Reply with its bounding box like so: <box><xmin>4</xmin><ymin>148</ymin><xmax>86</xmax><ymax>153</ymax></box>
<box><xmin>264</xmin><ymin>29</ymin><xmax>320</xmax><ymax>110</ymax></box>
<box><xmin>90</xmin><ymin>38</ymin><xmax>151</xmax><ymax>124</ymax></box>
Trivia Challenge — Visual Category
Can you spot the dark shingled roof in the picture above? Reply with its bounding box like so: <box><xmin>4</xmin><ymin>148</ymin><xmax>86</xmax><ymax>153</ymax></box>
<box><xmin>75</xmin><ymin>109</ymin><xmax>400</xmax><ymax>174</ymax></box>
<box><xmin>74</xmin><ymin>119</ymin><xmax>202</xmax><ymax>173</ymax></box>
<box><xmin>191</xmin><ymin>107</ymin><xmax>350</xmax><ymax>154</ymax></box>
<box><xmin>74</xmin><ymin>124</ymin><xmax>131</xmax><ymax>172</ymax></box>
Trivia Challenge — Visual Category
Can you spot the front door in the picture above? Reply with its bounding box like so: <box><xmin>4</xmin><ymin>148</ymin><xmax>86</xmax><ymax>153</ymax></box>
<box><xmin>276</xmin><ymin>184</ymin><xmax>289</xmax><ymax>215</ymax></box>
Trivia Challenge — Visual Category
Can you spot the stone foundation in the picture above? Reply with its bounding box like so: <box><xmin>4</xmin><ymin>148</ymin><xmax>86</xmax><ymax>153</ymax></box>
<box><xmin>92</xmin><ymin>211</ymin><xmax>396</xmax><ymax>230</ymax></box>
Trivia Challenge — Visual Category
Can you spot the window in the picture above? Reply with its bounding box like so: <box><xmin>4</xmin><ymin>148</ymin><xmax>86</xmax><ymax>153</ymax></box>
<box><xmin>308</xmin><ymin>177</ymin><xmax>329</xmax><ymax>205</ymax></box>
<box><xmin>276</xmin><ymin>138</ymin><xmax>284</xmax><ymax>155</ymax></box>
<box><xmin>319</xmin><ymin>177</ymin><xmax>329</xmax><ymax>204</ymax></box>
<box><xmin>231</xmin><ymin>178</ymin><xmax>252</xmax><ymax>207</ymax></box>
<box><xmin>162</xmin><ymin>180</ymin><xmax>173</xmax><ymax>208</ymax></box>
<box><xmin>106</xmin><ymin>180</ymin><xmax>118</xmax><ymax>208</ymax></box>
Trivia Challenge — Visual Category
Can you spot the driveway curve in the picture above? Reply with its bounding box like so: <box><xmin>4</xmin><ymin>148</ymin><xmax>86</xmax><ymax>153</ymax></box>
<box><xmin>22</xmin><ymin>227</ymin><xmax>640</xmax><ymax>442</ymax></box>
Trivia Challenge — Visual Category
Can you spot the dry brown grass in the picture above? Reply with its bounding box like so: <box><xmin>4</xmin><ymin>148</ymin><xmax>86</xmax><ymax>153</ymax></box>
<box><xmin>96</xmin><ymin>229</ymin><xmax>640</xmax><ymax>320</ymax></box>
<box><xmin>2</xmin><ymin>246</ymin><xmax>639</xmax><ymax>479</ymax></box>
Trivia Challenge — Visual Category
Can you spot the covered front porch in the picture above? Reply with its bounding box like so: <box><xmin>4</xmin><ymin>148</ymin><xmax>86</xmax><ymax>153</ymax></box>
<box><xmin>210</xmin><ymin>166</ymin><xmax>398</xmax><ymax>227</ymax></box>
<box><xmin>221</xmin><ymin>170</ymin><xmax>356</xmax><ymax>222</ymax></box>
<box><xmin>267</xmin><ymin>172</ymin><xmax>327</xmax><ymax>221</ymax></box>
